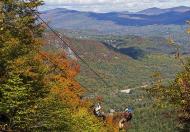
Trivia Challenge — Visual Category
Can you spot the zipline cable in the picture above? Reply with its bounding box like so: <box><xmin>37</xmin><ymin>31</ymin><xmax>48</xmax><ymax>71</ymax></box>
<box><xmin>34</xmin><ymin>11</ymin><xmax>112</xmax><ymax>88</ymax></box>
<box><xmin>20</xmin><ymin>0</ymin><xmax>132</xmax><ymax>107</ymax></box>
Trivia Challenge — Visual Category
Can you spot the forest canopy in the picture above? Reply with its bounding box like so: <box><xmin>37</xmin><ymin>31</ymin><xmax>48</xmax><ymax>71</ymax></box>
<box><xmin>0</xmin><ymin>0</ymin><xmax>112</xmax><ymax>131</ymax></box>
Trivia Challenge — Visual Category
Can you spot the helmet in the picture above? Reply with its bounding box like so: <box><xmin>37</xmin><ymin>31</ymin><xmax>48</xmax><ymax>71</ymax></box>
<box><xmin>125</xmin><ymin>107</ymin><xmax>133</xmax><ymax>113</ymax></box>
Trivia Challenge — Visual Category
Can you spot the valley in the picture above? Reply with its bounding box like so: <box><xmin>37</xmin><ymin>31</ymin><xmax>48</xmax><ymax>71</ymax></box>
<box><xmin>45</xmin><ymin>32</ymin><xmax>183</xmax><ymax>131</ymax></box>
<box><xmin>42</xmin><ymin>6</ymin><xmax>190</xmax><ymax>132</ymax></box>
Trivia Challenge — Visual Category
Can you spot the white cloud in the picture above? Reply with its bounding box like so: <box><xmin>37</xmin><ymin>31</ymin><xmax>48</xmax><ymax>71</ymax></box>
<box><xmin>42</xmin><ymin>0</ymin><xmax>190</xmax><ymax>12</ymax></box>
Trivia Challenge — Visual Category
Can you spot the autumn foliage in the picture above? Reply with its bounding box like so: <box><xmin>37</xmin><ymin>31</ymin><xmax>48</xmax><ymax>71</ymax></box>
<box><xmin>0</xmin><ymin>0</ymin><xmax>113</xmax><ymax>131</ymax></box>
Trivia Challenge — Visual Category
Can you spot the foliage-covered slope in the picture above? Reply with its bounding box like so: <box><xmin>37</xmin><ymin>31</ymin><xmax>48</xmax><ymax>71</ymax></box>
<box><xmin>46</xmin><ymin>32</ymin><xmax>182</xmax><ymax>131</ymax></box>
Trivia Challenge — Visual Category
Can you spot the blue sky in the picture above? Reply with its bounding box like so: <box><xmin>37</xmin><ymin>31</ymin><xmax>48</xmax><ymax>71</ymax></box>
<box><xmin>41</xmin><ymin>0</ymin><xmax>190</xmax><ymax>12</ymax></box>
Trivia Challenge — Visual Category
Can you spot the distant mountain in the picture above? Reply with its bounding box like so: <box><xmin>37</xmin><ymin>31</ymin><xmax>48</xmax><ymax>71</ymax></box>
<box><xmin>137</xmin><ymin>6</ymin><xmax>190</xmax><ymax>15</ymax></box>
<box><xmin>41</xmin><ymin>6</ymin><xmax>190</xmax><ymax>30</ymax></box>
<box><xmin>41</xmin><ymin>8</ymin><xmax>79</xmax><ymax>15</ymax></box>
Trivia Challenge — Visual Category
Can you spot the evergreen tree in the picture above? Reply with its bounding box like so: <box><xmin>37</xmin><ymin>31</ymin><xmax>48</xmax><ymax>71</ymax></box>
<box><xmin>0</xmin><ymin>0</ymin><xmax>113</xmax><ymax>131</ymax></box>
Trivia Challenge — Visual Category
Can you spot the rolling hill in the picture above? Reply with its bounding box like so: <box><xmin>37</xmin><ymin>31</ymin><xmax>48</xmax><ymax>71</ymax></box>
<box><xmin>41</xmin><ymin>6</ymin><xmax>190</xmax><ymax>29</ymax></box>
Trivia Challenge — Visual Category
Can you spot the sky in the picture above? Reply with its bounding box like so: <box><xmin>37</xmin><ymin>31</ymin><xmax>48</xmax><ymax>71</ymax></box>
<box><xmin>41</xmin><ymin>0</ymin><xmax>190</xmax><ymax>12</ymax></box>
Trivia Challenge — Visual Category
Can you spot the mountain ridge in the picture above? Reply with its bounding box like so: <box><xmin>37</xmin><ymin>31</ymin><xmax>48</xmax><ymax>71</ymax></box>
<box><xmin>42</xmin><ymin>6</ymin><xmax>190</xmax><ymax>15</ymax></box>
<box><xmin>41</xmin><ymin>6</ymin><xmax>190</xmax><ymax>30</ymax></box>
<box><xmin>137</xmin><ymin>6</ymin><xmax>190</xmax><ymax>15</ymax></box>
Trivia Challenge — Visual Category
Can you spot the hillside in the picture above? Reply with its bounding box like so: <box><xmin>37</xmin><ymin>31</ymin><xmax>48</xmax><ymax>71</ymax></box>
<box><xmin>71</xmin><ymin>37</ymin><xmax>184</xmax><ymax>132</ymax></box>
<box><xmin>45</xmin><ymin>33</ymin><xmax>182</xmax><ymax>131</ymax></box>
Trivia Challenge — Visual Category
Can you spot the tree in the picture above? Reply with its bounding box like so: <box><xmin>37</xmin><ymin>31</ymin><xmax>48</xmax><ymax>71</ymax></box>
<box><xmin>149</xmin><ymin>29</ymin><xmax>190</xmax><ymax>131</ymax></box>
<box><xmin>0</xmin><ymin>0</ymin><xmax>113</xmax><ymax>131</ymax></box>
<box><xmin>0</xmin><ymin>0</ymin><xmax>50</xmax><ymax>129</ymax></box>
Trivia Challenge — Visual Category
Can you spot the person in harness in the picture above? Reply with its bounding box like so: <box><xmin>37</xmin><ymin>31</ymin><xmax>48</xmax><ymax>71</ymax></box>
<box><xmin>94</xmin><ymin>103</ymin><xmax>101</xmax><ymax>116</ymax></box>
<box><xmin>93</xmin><ymin>103</ymin><xmax>133</xmax><ymax>130</ymax></box>
<box><xmin>93</xmin><ymin>103</ymin><xmax>105</xmax><ymax>118</ymax></box>
<box><xmin>118</xmin><ymin>107</ymin><xmax>133</xmax><ymax>129</ymax></box>
<box><xmin>124</xmin><ymin>107</ymin><xmax>133</xmax><ymax>121</ymax></box>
